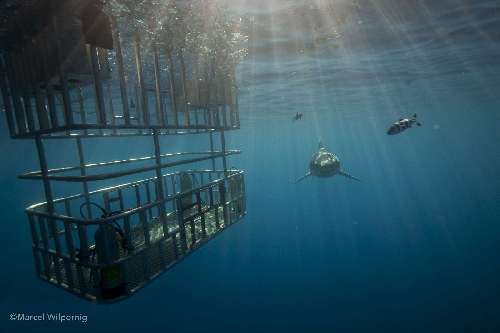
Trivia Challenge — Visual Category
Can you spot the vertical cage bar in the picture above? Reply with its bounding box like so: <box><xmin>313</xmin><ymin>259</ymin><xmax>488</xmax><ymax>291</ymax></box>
<box><xmin>35</xmin><ymin>135</ymin><xmax>54</xmax><ymax>214</ymax></box>
<box><xmin>112</xmin><ymin>18</ymin><xmax>131</xmax><ymax>125</ymax></box>
<box><xmin>123</xmin><ymin>215</ymin><xmax>132</xmax><ymax>252</ymax></box>
<box><xmin>153</xmin><ymin>44</ymin><xmax>165</xmax><ymax>126</ymax></box>
<box><xmin>219</xmin><ymin>181</ymin><xmax>229</xmax><ymax>227</ymax></box>
<box><xmin>88</xmin><ymin>45</ymin><xmax>107</xmax><ymax>125</ymax></box>
<box><xmin>37</xmin><ymin>33</ymin><xmax>59</xmax><ymax>129</ymax></box>
<box><xmin>76</xmin><ymin>138</ymin><xmax>91</xmax><ymax>269</ymax></box>
<box><xmin>134</xmin><ymin>85</ymin><xmax>141</xmax><ymax>133</ymax></box>
<box><xmin>211</xmin><ymin>187</ymin><xmax>220</xmax><ymax>229</ymax></box>
<box><xmin>189</xmin><ymin>217</ymin><xmax>196</xmax><ymax>245</ymax></box>
<box><xmin>163</xmin><ymin>174</ymin><xmax>170</xmax><ymax>197</ymax></box>
<box><xmin>135</xmin><ymin>185</ymin><xmax>141</xmax><ymax>208</ymax></box>
<box><xmin>139</xmin><ymin>210</ymin><xmax>152</xmax><ymax>280</ymax></box>
<box><xmin>51</xmin><ymin>16</ymin><xmax>74</xmax><ymax>127</ymax></box>
<box><xmin>233</xmin><ymin>81</ymin><xmax>240</xmax><ymax>127</ymax></box>
<box><xmin>139</xmin><ymin>210</ymin><xmax>151</xmax><ymax>247</ymax></box>
<box><xmin>170</xmin><ymin>174</ymin><xmax>177</xmax><ymax>194</ymax></box>
<box><xmin>145</xmin><ymin>182</ymin><xmax>152</xmax><ymax>219</ymax></box>
<box><xmin>47</xmin><ymin>217</ymin><xmax>62</xmax><ymax>260</ymax></box>
<box><xmin>170</xmin><ymin>230</ymin><xmax>179</xmax><ymax>260</ymax></box>
<box><xmin>134</xmin><ymin>32</ymin><xmax>149</xmax><ymax>126</ymax></box>
<box><xmin>220</xmin><ymin>131</ymin><xmax>228</xmax><ymax>175</ymax></box>
<box><xmin>107</xmin><ymin>81</ymin><xmax>116</xmax><ymax>132</ymax></box>
<box><xmin>179</xmin><ymin>51</ymin><xmax>190</xmax><ymax>126</ymax></box>
<box><xmin>176</xmin><ymin>197</ymin><xmax>188</xmax><ymax>253</ymax></box>
<box><xmin>153</xmin><ymin>130</ymin><xmax>169</xmax><ymax>237</ymax></box>
<box><xmin>203</xmin><ymin>107</ymin><xmax>208</xmax><ymax>128</ymax></box>
<box><xmin>63</xmin><ymin>202</ymin><xmax>76</xmax><ymax>260</ymax></box>
<box><xmin>165</xmin><ymin>48</ymin><xmax>178</xmax><ymax>126</ymax></box>
<box><xmin>27</xmin><ymin>42</ymin><xmax>50</xmax><ymax>130</ymax></box>
<box><xmin>6</xmin><ymin>53</ymin><xmax>27</xmax><ymax>134</ymax></box>
<box><xmin>118</xmin><ymin>189</ymin><xmax>125</xmax><ymax>210</ymax></box>
<box><xmin>36</xmin><ymin>135</ymin><xmax>63</xmax><ymax>283</ymax></box>
<box><xmin>17</xmin><ymin>50</ymin><xmax>35</xmax><ymax>132</ymax></box>
<box><xmin>76</xmin><ymin>138</ymin><xmax>91</xmax><ymax>218</ymax></box>
<box><xmin>76</xmin><ymin>224</ymin><xmax>90</xmax><ymax>295</ymax></box>
<box><xmin>103</xmin><ymin>192</ymin><xmax>111</xmax><ymax>213</ymax></box>
<box><xmin>62</xmin><ymin>202</ymin><xmax>76</xmax><ymax>290</ymax></box>
<box><xmin>196</xmin><ymin>192</ymin><xmax>206</xmax><ymax>238</ymax></box>
<box><xmin>37</xmin><ymin>215</ymin><xmax>52</xmax><ymax>278</ymax></box>
<box><xmin>209</xmin><ymin>132</ymin><xmax>216</xmax><ymax>171</ymax></box>
<box><xmin>0</xmin><ymin>56</ymin><xmax>17</xmax><ymax>136</ymax></box>
<box><xmin>28</xmin><ymin>213</ymin><xmax>43</xmax><ymax>277</ymax></box>
<box><xmin>28</xmin><ymin>213</ymin><xmax>40</xmax><ymax>249</ymax></box>
<box><xmin>63</xmin><ymin>256</ymin><xmax>75</xmax><ymax>290</ymax></box>
<box><xmin>77</xmin><ymin>87</ymin><xmax>88</xmax><ymax>135</ymax></box>
<box><xmin>222</xmin><ymin>105</ymin><xmax>228</xmax><ymax>130</ymax></box>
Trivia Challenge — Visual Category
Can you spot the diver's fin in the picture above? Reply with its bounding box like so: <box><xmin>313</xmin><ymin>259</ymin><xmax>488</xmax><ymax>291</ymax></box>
<box><xmin>339</xmin><ymin>170</ymin><xmax>361</xmax><ymax>182</ymax></box>
<box><xmin>295</xmin><ymin>171</ymin><xmax>311</xmax><ymax>183</ymax></box>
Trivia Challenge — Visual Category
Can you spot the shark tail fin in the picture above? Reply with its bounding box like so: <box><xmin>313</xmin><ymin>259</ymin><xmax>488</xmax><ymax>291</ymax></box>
<box><xmin>339</xmin><ymin>170</ymin><xmax>361</xmax><ymax>182</ymax></box>
<box><xmin>295</xmin><ymin>171</ymin><xmax>311</xmax><ymax>183</ymax></box>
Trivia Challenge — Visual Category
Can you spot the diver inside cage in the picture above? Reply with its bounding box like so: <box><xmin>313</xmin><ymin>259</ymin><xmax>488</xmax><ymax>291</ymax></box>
<box><xmin>78</xmin><ymin>202</ymin><xmax>132</xmax><ymax>300</ymax></box>
<box><xmin>179</xmin><ymin>172</ymin><xmax>202</xmax><ymax>213</ymax></box>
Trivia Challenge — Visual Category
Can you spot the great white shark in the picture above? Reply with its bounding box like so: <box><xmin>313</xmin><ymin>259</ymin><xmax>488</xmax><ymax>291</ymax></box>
<box><xmin>296</xmin><ymin>142</ymin><xmax>361</xmax><ymax>183</ymax></box>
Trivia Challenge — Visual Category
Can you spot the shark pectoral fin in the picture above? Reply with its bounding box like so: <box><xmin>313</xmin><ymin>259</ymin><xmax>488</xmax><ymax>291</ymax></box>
<box><xmin>339</xmin><ymin>170</ymin><xmax>361</xmax><ymax>182</ymax></box>
<box><xmin>295</xmin><ymin>172</ymin><xmax>311</xmax><ymax>183</ymax></box>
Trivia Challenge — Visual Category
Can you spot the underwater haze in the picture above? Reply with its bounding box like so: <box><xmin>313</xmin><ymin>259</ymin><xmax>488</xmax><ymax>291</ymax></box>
<box><xmin>2</xmin><ymin>0</ymin><xmax>500</xmax><ymax>332</ymax></box>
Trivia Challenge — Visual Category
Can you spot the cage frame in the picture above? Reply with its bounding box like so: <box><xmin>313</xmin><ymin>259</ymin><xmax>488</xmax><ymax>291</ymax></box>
<box><xmin>0</xmin><ymin>2</ymin><xmax>247</xmax><ymax>303</ymax></box>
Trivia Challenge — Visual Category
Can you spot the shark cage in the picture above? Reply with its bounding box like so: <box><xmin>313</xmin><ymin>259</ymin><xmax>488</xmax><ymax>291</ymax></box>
<box><xmin>0</xmin><ymin>0</ymin><xmax>246</xmax><ymax>303</ymax></box>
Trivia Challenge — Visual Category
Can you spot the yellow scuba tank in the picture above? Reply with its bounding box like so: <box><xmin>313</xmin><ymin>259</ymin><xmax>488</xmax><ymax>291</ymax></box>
<box><xmin>94</xmin><ymin>223</ymin><xmax>127</xmax><ymax>300</ymax></box>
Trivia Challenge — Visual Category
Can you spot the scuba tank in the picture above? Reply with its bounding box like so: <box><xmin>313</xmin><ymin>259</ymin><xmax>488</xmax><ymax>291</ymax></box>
<box><xmin>180</xmin><ymin>172</ymin><xmax>194</xmax><ymax>211</ymax></box>
<box><xmin>94</xmin><ymin>222</ymin><xmax>127</xmax><ymax>300</ymax></box>
<box><xmin>81</xmin><ymin>202</ymin><xmax>129</xmax><ymax>300</ymax></box>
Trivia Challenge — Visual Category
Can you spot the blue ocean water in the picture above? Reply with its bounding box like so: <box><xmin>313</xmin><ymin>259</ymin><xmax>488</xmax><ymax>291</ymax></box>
<box><xmin>1</xmin><ymin>0</ymin><xmax>500</xmax><ymax>332</ymax></box>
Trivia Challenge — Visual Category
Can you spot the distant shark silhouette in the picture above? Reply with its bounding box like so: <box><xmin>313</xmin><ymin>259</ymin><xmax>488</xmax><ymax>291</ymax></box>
<box><xmin>296</xmin><ymin>142</ymin><xmax>361</xmax><ymax>183</ymax></box>
<box><xmin>387</xmin><ymin>113</ymin><xmax>421</xmax><ymax>135</ymax></box>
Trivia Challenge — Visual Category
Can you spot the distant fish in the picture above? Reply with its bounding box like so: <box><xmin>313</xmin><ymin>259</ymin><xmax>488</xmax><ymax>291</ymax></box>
<box><xmin>387</xmin><ymin>114</ymin><xmax>421</xmax><ymax>135</ymax></box>
<box><xmin>293</xmin><ymin>112</ymin><xmax>303</xmax><ymax>121</ymax></box>
<box><xmin>296</xmin><ymin>142</ymin><xmax>360</xmax><ymax>183</ymax></box>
